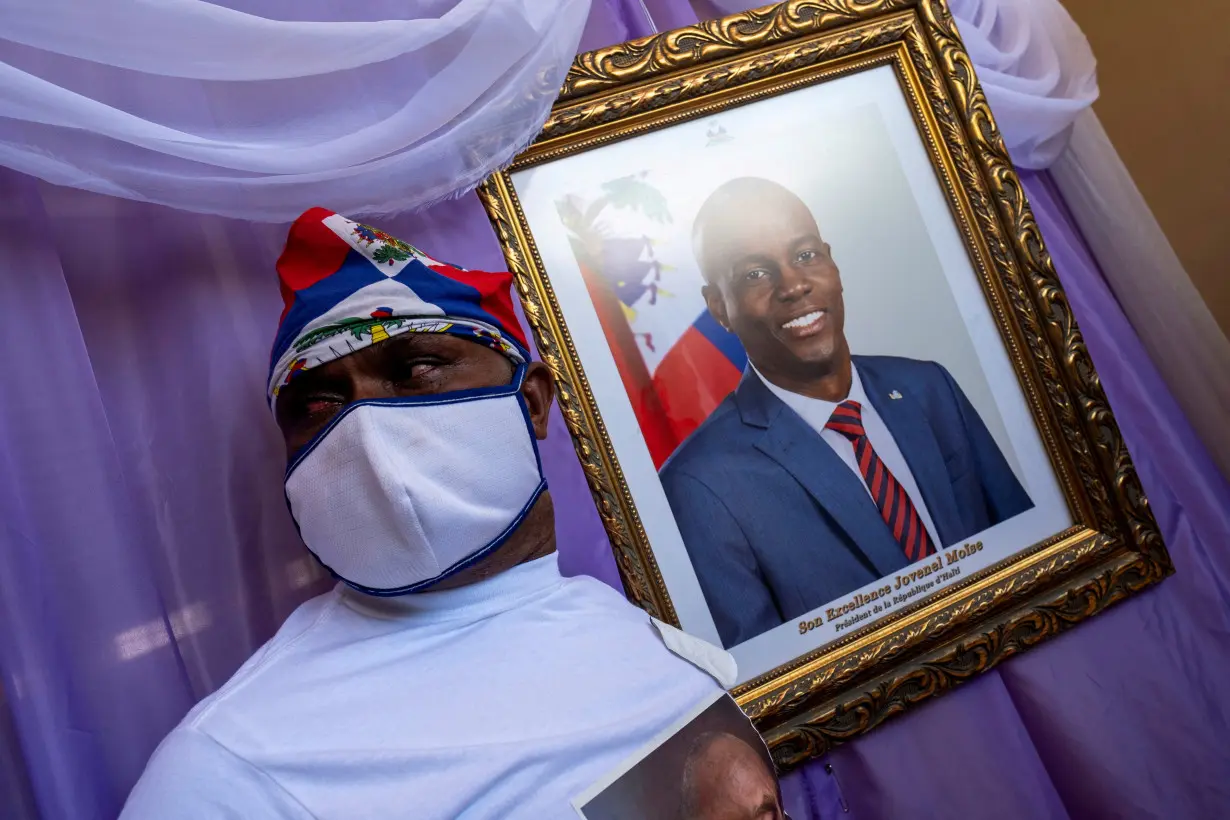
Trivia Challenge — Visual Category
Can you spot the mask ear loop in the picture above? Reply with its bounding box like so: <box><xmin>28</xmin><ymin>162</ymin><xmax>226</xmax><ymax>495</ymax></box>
<box><xmin>508</xmin><ymin>360</ymin><xmax>529</xmax><ymax>388</ymax></box>
<box><xmin>509</xmin><ymin>362</ymin><xmax>546</xmax><ymax>481</ymax></box>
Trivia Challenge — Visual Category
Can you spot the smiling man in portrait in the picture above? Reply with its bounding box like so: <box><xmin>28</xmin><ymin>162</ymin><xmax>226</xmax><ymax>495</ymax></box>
<box><xmin>659</xmin><ymin>177</ymin><xmax>1033</xmax><ymax>649</ymax></box>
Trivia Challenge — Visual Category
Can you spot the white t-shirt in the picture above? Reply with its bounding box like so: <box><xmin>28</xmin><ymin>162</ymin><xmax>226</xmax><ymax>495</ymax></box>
<box><xmin>753</xmin><ymin>363</ymin><xmax>941</xmax><ymax>546</ymax></box>
<box><xmin>121</xmin><ymin>554</ymin><xmax>724</xmax><ymax>819</ymax></box>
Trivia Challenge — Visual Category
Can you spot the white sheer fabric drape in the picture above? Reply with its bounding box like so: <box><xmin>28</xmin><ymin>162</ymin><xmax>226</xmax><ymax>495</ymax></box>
<box><xmin>946</xmin><ymin>0</ymin><xmax>1096</xmax><ymax>168</ymax></box>
<box><xmin>702</xmin><ymin>0</ymin><xmax>1096</xmax><ymax>166</ymax></box>
<box><xmin>0</xmin><ymin>0</ymin><xmax>591</xmax><ymax>221</ymax></box>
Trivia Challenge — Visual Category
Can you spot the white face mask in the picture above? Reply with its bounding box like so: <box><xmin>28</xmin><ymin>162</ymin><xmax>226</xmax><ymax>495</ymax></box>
<box><xmin>284</xmin><ymin>365</ymin><xmax>547</xmax><ymax>596</ymax></box>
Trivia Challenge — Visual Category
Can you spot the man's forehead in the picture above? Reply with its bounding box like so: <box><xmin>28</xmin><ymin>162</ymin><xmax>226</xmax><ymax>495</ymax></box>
<box><xmin>706</xmin><ymin>192</ymin><xmax>816</xmax><ymax>237</ymax></box>
<box><xmin>702</xmin><ymin>216</ymin><xmax>823</xmax><ymax>271</ymax></box>
<box><xmin>698</xmin><ymin>734</ymin><xmax>770</xmax><ymax>772</ymax></box>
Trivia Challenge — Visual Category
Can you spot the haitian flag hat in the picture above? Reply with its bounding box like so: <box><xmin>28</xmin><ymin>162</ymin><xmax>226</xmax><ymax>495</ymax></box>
<box><xmin>268</xmin><ymin>207</ymin><xmax>531</xmax><ymax>403</ymax></box>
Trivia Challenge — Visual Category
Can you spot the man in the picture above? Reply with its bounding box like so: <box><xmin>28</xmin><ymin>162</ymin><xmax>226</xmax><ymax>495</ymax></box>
<box><xmin>121</xmin><ymin>208</ymin><xmax>729</xmax><ymax>818</ymax></box>
<box><xmin>660</xmin><ymin>178</ymin><xmax>1033</xmax><ymax>648</ymax></box>
<box><xmin>678</xmin><ymin>731</ymin><xmax>785</xmax><ymax>820</ymax></box>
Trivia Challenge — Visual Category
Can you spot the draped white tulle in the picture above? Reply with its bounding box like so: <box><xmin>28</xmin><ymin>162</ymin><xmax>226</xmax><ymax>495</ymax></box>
<box><xmin>0</xmin><ymin>0</ymin><xmax>591</xmax><ymax>221</ymax></box>
<box><xmin>705</xmin><ymin>0</ymin><xmax>1098</xmax><ymax>168</ymax></box>
<box><xmin>945</xmin><ymin>0</ymin><xmax>1096</xmax><ymax>168</ymax></box>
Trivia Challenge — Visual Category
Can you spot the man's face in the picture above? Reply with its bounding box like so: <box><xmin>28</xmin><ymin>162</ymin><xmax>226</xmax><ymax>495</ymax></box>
<box><xmin>686</xmin><ymin>735</ymin><xmax>785</xmax><ymax>820</ymax></box>
<box><xmin>700</xmin><ymin>190</ymin><xmax>847</xmax><ymax>385</ymax></box>
<box><xmin>274</xmin><ymin>332</ymin><xmax>553</xmax><ymax>458</ymax></box>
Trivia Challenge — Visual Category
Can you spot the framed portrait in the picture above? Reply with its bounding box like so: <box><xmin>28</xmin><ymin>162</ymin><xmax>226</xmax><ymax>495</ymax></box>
<box><xmin>478</xmin><ymin>0</ymin><xmax>1172</xmax><ymax>768</ymax></box>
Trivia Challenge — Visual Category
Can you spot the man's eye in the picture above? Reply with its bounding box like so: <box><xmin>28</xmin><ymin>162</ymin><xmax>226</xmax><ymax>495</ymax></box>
<box><xmin>301</xmin><ymin>395</ymin><xmax>343</xmax><ymax>416</ymax></box>
<box><xmin>744</xmin><ymin>268</ymin><xmax>769</xmax><ymax>281</ymax></box>
<box><xmin>393</xmin><ymin>360</ymin><xmax>440</xmax><ymax>382</ymax></box>
<box><xmin>797</xmin><ymin>250</ymin><xmax>817</xmax><ymax>263</ymax></box>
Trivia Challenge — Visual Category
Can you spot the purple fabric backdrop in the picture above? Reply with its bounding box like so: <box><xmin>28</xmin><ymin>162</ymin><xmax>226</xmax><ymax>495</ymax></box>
<box><xmin>3</xmin><ymin>163</ymin><xmax>1229</xmax><ymax>820</ymax></box>
<box><xmin>2</xmin><ymin>5</ymin><xmax>1230</xmax><ymax>820</ymax></box>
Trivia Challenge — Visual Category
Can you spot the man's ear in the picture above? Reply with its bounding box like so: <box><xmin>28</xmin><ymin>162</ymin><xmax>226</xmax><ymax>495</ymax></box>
<box><xmin>520</xmin><ymin>361</ymin><xmax>556</xmax><ymax>440</ymax></box>
<box><xmin>702</xmin><ymin>283</ymin><xmax>730</xmax><ymax>332</ymax></box>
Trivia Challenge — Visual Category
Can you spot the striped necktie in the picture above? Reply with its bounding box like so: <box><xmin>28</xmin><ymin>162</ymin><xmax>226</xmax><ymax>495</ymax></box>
<box><xmin>825</xmin><ymin>399</ymin><xmax>936</xmax><ymax>562</ymax></box>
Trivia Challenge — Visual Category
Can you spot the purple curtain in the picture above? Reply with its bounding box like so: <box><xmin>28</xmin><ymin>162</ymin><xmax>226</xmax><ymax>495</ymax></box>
<box><xmin>2</xmin><ymin>6</ymin><xmax>1229</xmax><ymax>820</ymax></box>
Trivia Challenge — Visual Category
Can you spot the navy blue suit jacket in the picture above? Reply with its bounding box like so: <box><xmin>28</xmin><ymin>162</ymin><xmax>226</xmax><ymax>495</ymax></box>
<box><xmin>659</xmin><ymin>355</ymin><xmax>1033</xmax><ymax>648</ymax></box>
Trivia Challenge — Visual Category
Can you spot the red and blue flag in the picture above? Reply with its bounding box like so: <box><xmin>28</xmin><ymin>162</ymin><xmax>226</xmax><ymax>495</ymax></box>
<box><xmin>269</xmin><ymin>207</ymin><xmax>530</xmax><ymax>403</ymax></box>
<box><xmin>557</xmin><ymin>176</ymin><xmax>747</xmax><ymax>468</ymax></box>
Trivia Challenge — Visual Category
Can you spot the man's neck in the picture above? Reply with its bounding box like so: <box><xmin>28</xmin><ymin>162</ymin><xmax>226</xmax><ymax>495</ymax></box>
<box><xmin>754</xmin><ymin>355</ymin><xmax>853</xmax><ymax>402</ymax></box>
<box><xmin>425</xmin><ymin>493</ymin><xmax>557</xmax><ymax>592</ymax></box>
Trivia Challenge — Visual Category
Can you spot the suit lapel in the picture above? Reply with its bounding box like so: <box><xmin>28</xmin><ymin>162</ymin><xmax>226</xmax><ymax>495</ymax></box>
<box><xmin>737</xmin><ymin>374</ymin><xmax>908</xmax><ymax>578</ymax></box>
<box><xmin>858</xmin><ymin>360</ymin><xmax>961</xmax><ymax>546</ymax></box>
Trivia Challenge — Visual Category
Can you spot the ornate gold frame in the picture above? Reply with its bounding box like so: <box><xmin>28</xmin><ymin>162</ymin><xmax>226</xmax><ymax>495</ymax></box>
<box><xmin>478</xmin><ymin>0</ymin><xmax>1171</xmax><ymax>769</ymax></box>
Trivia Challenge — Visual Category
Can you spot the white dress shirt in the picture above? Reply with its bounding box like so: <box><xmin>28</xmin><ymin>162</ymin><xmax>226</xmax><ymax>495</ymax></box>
<box><xmin>752</xmin><ymin>363</ymin><xmax>941</xmax><ymax>548</ymax></box>
<box><xmin>120</xmin><ymin>554</ymin><xmax>722</xmax><ymax>819</ymax></box>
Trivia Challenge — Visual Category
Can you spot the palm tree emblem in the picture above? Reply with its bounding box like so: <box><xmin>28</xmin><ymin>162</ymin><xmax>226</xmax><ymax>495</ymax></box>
<box><xmin>352</xmin><ymin>223</ymin><xmax>423</xmax><ymax>266</ymax></box>
<box><xmin>292</xmin><ymin>307</ymin><xmax>406</xmax><ymax>352</ymax></box>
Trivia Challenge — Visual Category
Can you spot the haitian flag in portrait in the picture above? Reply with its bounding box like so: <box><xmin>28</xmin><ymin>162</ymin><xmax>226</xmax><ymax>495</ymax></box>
<box><xmin>555</xmin><ymin>172</ymin><xmax>748</xmax><ymax>469</ymax></box>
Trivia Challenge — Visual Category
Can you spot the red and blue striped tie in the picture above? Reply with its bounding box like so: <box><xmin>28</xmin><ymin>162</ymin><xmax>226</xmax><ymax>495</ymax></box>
<box><xmin>825</xmin><ymin>400</ymin><xmax>936</xmax><ymax>562</ymax></box>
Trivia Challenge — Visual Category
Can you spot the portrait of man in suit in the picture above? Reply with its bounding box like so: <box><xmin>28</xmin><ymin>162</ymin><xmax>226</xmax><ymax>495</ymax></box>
<box><xmin>659</xmin><ymin>176</ymin><xmax>1034</xmax><ymax>649</ymax></box>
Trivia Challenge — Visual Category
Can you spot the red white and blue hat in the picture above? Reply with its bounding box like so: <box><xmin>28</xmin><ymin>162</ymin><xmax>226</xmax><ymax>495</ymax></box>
<box><xmin>268</xmin><ymin>207</ymin><xmax>531</xmax><ymax>403</ymax></box>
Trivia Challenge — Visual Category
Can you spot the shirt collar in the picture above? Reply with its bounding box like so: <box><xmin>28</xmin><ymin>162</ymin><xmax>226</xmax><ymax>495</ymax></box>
<box><xmin>750</xmin><ymin>360</ymin><xmax>867</xmax><ymax>422</ymax></box>
<box><xmin>338</xmin><ymin>552</ymin><xmax>566</xmax><ymax>624</ymax></box>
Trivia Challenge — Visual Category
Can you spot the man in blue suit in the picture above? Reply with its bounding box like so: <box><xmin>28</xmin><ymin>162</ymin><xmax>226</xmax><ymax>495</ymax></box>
<box><xmin>660</xmin><ymin>177</ymin><xmax>1033</xmax><ymax>648</ymax></box>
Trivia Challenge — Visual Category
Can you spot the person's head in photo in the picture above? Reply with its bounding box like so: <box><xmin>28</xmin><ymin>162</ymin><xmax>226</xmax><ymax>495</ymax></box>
<box><xmin>678</xmin><ymin>730</ymin><xmax>786</xmax><ymax>820</ymax></box>
<box><xmin>692</xmin><ymin>176</ymin><xmax>848</xmax><ymax>398</ymax></box>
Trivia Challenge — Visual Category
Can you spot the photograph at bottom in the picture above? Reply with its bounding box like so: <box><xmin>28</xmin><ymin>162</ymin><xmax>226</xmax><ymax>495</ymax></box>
<box><xmin>573</xmin><ymin>692</ymin><xmax>786</xmax><ymax>820</ymax></box>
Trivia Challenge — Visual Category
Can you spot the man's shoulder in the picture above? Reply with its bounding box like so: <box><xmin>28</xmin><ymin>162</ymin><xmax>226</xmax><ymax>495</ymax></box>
<box><xmin>853</xmin><ymin>354</ymin><xmax>947</xmax><ymax>384</ymax></box>
<box><xmin>660</xmin><ymin>394</ymin><xmax>752</xmax><ymax>477</ymax></box>
<box><xmin>559</xmin><ymin>576</ymin><xmax>732</xmax><ymax>675</ymax></box>
<box><xmin>121</xmin><ymin>722</ymin><xmax>309</xmax><ymax>818</ymax></box>
<box><xmin>556</xmin><ymin>572</ymin><xmax>662</xmax><ymax>625</ymax></box>
<box><xmin>179</xmin><ymin>588</ymin><xmax>343</xmax><ymax>729</ymax></box>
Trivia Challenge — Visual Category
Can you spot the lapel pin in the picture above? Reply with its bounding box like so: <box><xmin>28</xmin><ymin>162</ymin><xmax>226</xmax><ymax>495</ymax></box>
<box><xmin>889</xmin><ymin>390</ymin><xmax>903</xmax><ymax>400</ymax></box>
